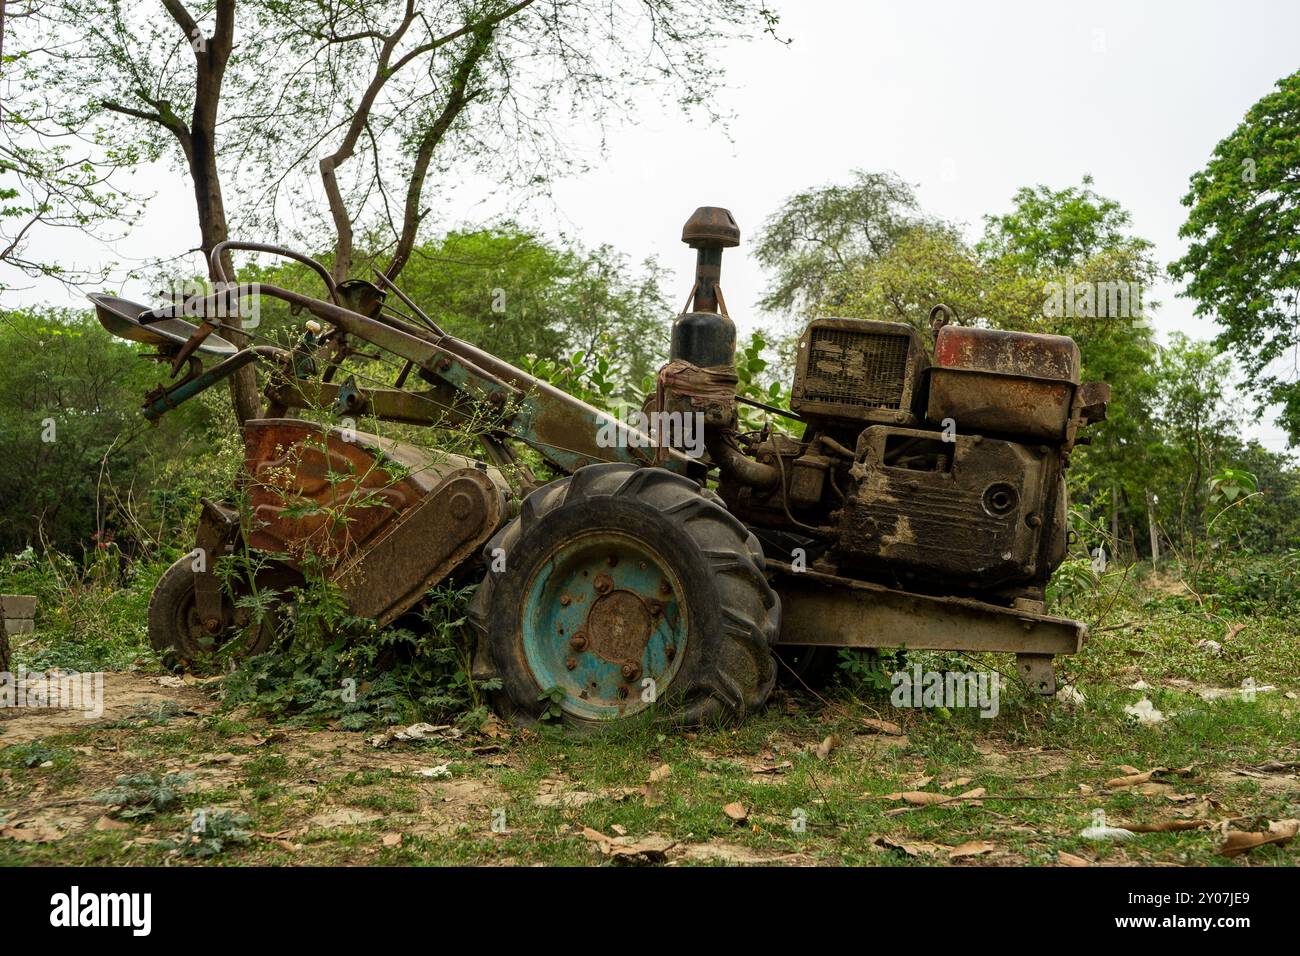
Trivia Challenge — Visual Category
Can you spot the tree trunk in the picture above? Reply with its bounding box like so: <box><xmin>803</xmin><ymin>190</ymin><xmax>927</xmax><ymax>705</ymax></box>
<box><xmin>1109</xmin><ymin>481</ymin><xmax>1119</xmax><ymax>561</ymax></box>
<box><xmin>1146</xmin><ymin>490</ymin><xmax>1160</xmax><ymax>568</ymax></box>
<box><xmin>184</xmin><ymin>0</ymin><xmax>259</xmax><ymax>424</ymax></box>
<box><xmin>190</xmin><ymin>134</ymin><xmax>260</xmax><ymax>423</ymax></box>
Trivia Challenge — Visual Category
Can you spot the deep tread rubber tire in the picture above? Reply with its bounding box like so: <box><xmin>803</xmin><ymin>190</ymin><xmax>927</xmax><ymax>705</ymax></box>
<box><xmin>469</xmin><ymin>464</ymin><xmax>780</xmax><ymax>729</ymax></box>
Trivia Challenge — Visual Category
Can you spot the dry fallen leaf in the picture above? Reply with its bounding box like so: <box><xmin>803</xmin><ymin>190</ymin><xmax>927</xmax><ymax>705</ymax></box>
<box><xmin>1105</xmin><ymin>766</ymin><xmax>1194</xmax><ymax>789</ymax></box>
<box><xmin>861</xmin><ymin>718</ymin><xmax>904</xmax><ymax>736</ymax></box>
<box><xmin>642</xmin><ymin>763</ymin><xmax>672</xmax><ymax>806</ymax></box>
<box><xmin>940</xmin><ymin>777</ymin><xmax>972</xmax><ymax>790</ymax></box>
<box><xmin>948</xmin><ymin>840</ymin><xmax>996</xmax><ymax>859</ymax></box>
<box><xmin>582</xmin><ymin>827</ymin><xmax>674</xmax><ymax>864</ymax></box>
<box><xmin>0</xmin><ymin>821</ymin><xmax>64</xmax><ymax>843</ymax></box>
<box><xmin>1118</xmin><ymin>819</ymin><xmax>1209</xmax><ymax>833</ymax></box>
<box><xmin>723</xmin><ymin>802</ymin><xmax>748</xmax><ymax>823</ymax></box>
<box><xmin>382</xmin><ymin>831</ymin><xmax>403</xmax><ymax>848</ymax></box>
<box><xmin>814</xmin><ymin>734</ymin><xmax>841</xmax><ymax>761</ymax></box>
<box><xmin>1218</xmin><ymin>819</ymin><xmax>1299</xmax><ymax>858</ymax></box>
<box><xmin>479</xmin><ymin>713</ymin><xmax>507</xmax><ymax>740</ymax></box>
<box><xmin>93</xmin><ymin>816</ymin><xmax>129</xmax><ymax>832</ymax></box>
<box><xmin>1057</xmin><ymin>851</ymin><xmax>1091</xmax><ymax>867</ymax></box>
<box><xmin>872</xmin><ymin>834</ymin><xmax>947</xmax><ymax>857</ymax></box>
<box><xmin>887</xmin><ymin>790</ymin><xmax>953</xmax><ymax>806</ymax></box>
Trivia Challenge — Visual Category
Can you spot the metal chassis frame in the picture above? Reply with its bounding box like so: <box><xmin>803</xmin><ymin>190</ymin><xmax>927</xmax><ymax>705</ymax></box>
<box><xmin>768</xmin><ymin>561</ymin><xmax>1085</xmax><ymax>694</ymax></box>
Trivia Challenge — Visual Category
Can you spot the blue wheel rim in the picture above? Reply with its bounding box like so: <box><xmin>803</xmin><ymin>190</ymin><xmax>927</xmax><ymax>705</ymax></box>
<box><xmin>521</xmin><ymin>530</ymin><xmax>688</xmax><ymax>721</ymax></box>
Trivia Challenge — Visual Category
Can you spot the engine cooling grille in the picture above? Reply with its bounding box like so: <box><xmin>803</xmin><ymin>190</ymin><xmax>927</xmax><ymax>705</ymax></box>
<box><xmin>801</xmin><ymin>328</ymin><xmax>911</xmax><ymax>409</ymax></box>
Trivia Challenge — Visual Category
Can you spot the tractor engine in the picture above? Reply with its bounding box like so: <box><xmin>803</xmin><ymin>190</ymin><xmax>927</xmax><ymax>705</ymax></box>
<box><xmin>710</xmin><ymin>314</ymin><xmax>1109</xmax><ymax>603</ymax></box>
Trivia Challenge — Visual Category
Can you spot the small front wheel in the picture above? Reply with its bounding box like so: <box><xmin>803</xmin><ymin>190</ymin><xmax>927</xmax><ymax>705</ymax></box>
<box><xmin>147</xmin><ymin>556</ymin><xmax>282</xmax><ymax>670</ymax></box>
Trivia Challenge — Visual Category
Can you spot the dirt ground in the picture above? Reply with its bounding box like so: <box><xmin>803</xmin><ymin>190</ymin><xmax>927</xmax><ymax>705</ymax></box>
<box><xmin>2</xmin><ymin>669</ymin><xmax>1297</xmax><ymax>866</ymax></box>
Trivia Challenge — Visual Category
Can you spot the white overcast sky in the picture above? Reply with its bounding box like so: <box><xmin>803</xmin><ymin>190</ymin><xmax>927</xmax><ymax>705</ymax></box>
<box><xmin>6</xmin><ymin>0</ymin><xmax>1298</xmax><ymax>451</ymax></box>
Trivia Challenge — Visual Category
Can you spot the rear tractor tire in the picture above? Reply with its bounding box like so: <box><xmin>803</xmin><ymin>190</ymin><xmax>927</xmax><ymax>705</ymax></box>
<box><xmin>469</xmin><ymin>464</ymin><xmax>780</xmax><ymax>730</ymax></box>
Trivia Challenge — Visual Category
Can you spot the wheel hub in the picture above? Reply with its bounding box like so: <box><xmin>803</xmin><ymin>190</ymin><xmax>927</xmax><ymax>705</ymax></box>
<box><xmin>521</xmin><ymin>531</ymin><xmax>688</xmax><ymax>721</ymax></box>
<box><xmin>586</xmin><ymin>590</ymin><xmax>654</xmax><ymax>664</ymax></box>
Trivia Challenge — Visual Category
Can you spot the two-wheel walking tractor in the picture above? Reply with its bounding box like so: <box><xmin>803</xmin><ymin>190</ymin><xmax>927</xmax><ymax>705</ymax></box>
<box><xmin>91</xmin><ymin>206</ymin><xmax>1108</xmax><ymax>730</ymax></box>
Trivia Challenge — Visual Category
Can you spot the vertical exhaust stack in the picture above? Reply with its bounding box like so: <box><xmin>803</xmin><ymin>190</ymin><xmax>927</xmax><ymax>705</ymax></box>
<box><xmin>671</xmin><ymin>207</ymin><xmax>739</xmax><ymax>369</ymax></box>
<box><xmin>659</xmin><ymin>207</ymin><xmax>778</xmax><ymax>488</ymax></box>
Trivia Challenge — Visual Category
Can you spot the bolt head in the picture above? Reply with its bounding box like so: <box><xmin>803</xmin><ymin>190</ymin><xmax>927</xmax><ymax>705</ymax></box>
<box><xmin>569</xmin><ymin>633</ymin><xmax>587</xmax><ymax>651</ymax></box>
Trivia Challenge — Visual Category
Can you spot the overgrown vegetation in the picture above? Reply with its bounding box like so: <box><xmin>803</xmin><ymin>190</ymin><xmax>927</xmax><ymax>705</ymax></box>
<box><xmin>2</xmin><ymin>567</ymin><xmax>1296</xmax><ymax>866</ymax></box>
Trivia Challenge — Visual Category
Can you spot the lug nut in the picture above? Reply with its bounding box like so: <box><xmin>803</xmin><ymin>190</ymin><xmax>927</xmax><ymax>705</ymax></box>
<box><xmin>569</xmin><ymin>633</ymin><xmax>587</xmax><ymax>651</ymax></box>
<box><xmin>560</xmin><ymin>594</ymin><xmax>570</xmax><ymax>606</ymax></box>
<box><xmin>565</xmin><ymin>657</ymin><xmax>577</xmax><ymax>670</ymax></box>
<box><xmin>594</xmin><ymin>573</ymin><xmax>613</xmax><ymax>594</ymax></box>
<box><xmin>621</xmin><ymin>662</ymin><xmax>641</xmax><ymax>682</ymax></box>
<box><xmin>647</xmin><ymin>599</ymin><xmax>663</xmax><ymax>616</ymax></box>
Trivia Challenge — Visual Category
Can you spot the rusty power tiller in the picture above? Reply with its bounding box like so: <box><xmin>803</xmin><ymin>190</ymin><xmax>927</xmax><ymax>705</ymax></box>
<box><xmin>92</xmin><ymin>207</ymin><xmax>1109</xmax><ymax>729</ymax></box>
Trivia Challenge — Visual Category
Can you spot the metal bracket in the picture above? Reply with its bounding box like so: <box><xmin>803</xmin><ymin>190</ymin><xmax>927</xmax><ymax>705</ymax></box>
<box><xmin>1016</xmin><ymin>653</ymin><xmax>1057</xmax><ymax>696</ymax></box>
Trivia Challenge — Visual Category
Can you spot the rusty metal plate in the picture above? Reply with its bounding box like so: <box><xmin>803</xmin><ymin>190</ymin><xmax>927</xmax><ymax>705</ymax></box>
<box><xmin>927</xmin><ymin>368</ymin><xmax>1077</xmax><ymax>441</ymax></box>
<box><xmin>244</xmin><ymin>418</ymin><xmax>443</xmax><ymax>568</ymax></box>
<box><xmin>335</xmin><ymin>468</ymin><xmax>508</xmax><ymax>625</ymax></box>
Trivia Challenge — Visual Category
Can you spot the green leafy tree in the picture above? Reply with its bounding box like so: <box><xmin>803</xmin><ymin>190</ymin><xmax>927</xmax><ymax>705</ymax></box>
<box><xmin>754</xmin><ymin>170</ymin><xmax>928</xmax><ymax>321</ymax></box>
<box><xmin>978</xmin><ymin>174</ymin><xmax>1154</xmax><ymax>270</ymax></box>
<box><xmin>1169</xmin><ymin>69</ymin><xmax>1300</xmax><ymax>444</ymax></box>
<box><xmin>0</xmin><ymin>308</ymin><xmax>215</xmax><ymax>555</ymax></box>
<box><xmin>974</xmin><ymin>178</ymin><xmax>1162</xmax><ymax>557</ymax></box>
<box><xmin>822</xmin><ymin>222</ymin><xmax>1042</xmax><ymax>333</ymax></box>
<box><xmin>232</xmin><ymin>226</ymin><xmax>670</xmax><ymax>388</ymax></box>
<box><xmin>10</xmin><ymin>0</ymin><xmax>781</xmax><ymax>422</ymax></box>
<box><xmin>1151</xmin><ymin>334</ymin><xmax>1238</xmax><ymax>542</ymax></box>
